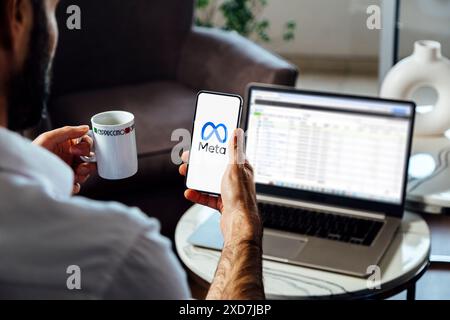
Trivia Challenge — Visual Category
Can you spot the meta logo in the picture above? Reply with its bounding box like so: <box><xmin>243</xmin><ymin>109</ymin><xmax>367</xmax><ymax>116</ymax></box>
<box><xmin>199</xmin><ymin>122</ymin><xmax>228</xmax><ymax>155</ymax></box>
<box><xmin>201</xmin><ymin>122</ymin><xmax>228</xmax><ymax>143</ymax></box>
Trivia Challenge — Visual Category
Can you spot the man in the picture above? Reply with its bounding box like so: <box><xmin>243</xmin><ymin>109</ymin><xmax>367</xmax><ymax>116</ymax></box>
<box><xmin>0</xmin><ymin>0</ymin><xmax>263</xmax><ymax>299</ymax></box>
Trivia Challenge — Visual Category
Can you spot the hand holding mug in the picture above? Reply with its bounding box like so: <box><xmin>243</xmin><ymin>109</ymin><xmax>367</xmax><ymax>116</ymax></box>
<box><xmin>33</xmin><ymin>126</ymin><xmax>97</xmax><ymax>194</ymax></box>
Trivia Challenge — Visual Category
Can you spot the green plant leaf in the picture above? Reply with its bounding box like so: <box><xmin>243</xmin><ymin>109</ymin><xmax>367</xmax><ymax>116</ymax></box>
<box><xmin>195</xmin><ymin>17</ymin><xmax>213</xmax><ymax>28</ymax></box>
<box><xmin>286</xmin><ymin>20</ymin><xmax>297</xmax><ymax>30</ymax></box>
<box><xmin>283</xmin><ymin>32</ymin><xmax>294</xmax><ymax>41</ymax></box>
<box><xmin>282</xmin><ymin>20</ymin><xmax>296</xmax><ymax>41</ymax></box>
<box><xmin>254</xmin><ymin>19</ymin><xmax>270</xmax><ymax>42</ymax></box>
<box><xmin>259</xmin><ymin>32</ymin><xmax>271</xmax><ymax>42</ymax></box>
<box><xmin>196</xmin><ymin>0</ymin><xmax>211</xmax><ymax>9</ymax></box>
<box><xmin>257</xmin><ymin>19</ymin><xmax>269</xmax><ymax>29</ymax></box>
<box><xmin>198</xmin><ymin>0</ymin><xmax>297</xmax><ymax>43</ymax></box>
<box><xmin>220</xmin><ymin>0</ymin><xmax>255</xmax><ymax>37</ymax></box>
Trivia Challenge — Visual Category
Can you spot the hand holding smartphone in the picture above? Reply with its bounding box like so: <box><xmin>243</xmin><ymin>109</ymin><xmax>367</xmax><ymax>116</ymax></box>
<box><xmin>186</xmin><ymin>91</ymin><xmax>243</xmax><ymax>195</ymax></box>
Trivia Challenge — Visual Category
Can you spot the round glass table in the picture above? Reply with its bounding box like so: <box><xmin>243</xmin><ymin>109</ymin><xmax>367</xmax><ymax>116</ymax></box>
<box><xmin>176</xmin><ymin>205</ymin><xmax>431</xmax><ymax>300</ymax></box>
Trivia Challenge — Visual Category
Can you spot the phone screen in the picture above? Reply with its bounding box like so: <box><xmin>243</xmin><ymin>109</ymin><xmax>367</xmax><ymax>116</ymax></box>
<box><xmin>186</xmin><ymin>91</ymin><xmax>243</xmax><ymax>195</ymax></box>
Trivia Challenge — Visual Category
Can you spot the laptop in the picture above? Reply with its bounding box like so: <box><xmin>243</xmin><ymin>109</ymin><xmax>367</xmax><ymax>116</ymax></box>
<box><xmin>189</xmin><ymin>84</ymin><xmax>416</xmax><ymax>278</ymax></box>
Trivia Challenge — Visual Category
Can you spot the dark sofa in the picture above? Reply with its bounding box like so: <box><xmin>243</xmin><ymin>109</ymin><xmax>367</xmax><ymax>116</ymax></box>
<box><xmin>49</xmin><ymin>0</ymin><xmax>298</xmax><ymax>238</ymax></box>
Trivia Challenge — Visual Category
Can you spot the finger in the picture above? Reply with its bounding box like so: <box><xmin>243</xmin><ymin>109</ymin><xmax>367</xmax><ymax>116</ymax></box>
<box><xmin>71</xmin><ymin>134</ymin><xmax>94</xmax><ymax>152</ymax></box>
<box><xmin>228</xmin><ymin>128</ymin><xmax>245</xmax><ymax>165</ymax></box>
<box><xmin>179</xmin><ymin>163</ymin><xmax>188</xmax><ymax>176</ymax></box>
<box><xmin>236</xmin><ymin>128</ymin><xmax>246</xmax><ymax>165</ymax></box>
<box><xmin>69</xmin><ymin>141</ymin><xmax>91</xmax><ymax>156</ymax></box>
<box><xmin>73</xmin><ymin>183</ymin><xmax>81</xmax><ymax>195</ymax></box>
<box><xmin>40</xmin><ymin>126</ymin><xmax>90</xmax><ymax>149</ymax></box>
<box><xmin>80</xmin><ymin>134</ymin><xmax>94</xmax><ymax>149</ymax></box>
<box><xmin>181</xmin><ymin>151</ymin><xmax>190</xmax><ymax>163</ymax></box>
<box><xmin>75</xmin><ymin>174</ymin><xmax>90</xmax><ymax>185</ymax></box>
<box><xmin>75</xmin><ymin>162</ymin><xmax>97</xmax><ymax>176</ymax></box>
<box><xmin>184</xmin><ymin>189</ymin><xmax>203</xmax><ymax>204</ymax></box>
<box><xmin>184</xmin><ymin>189</ymin><xmax>219</xmax><ymax>210</ymax></box>
<box><xmin>244</xmin><ymin>159</ymin><xmax>254</xmax><ymax>174</ymax></box>
<box><xmin>228</xmin><ymin>130</ymin><xmax>237</xmax><ymax>164</ymax></box>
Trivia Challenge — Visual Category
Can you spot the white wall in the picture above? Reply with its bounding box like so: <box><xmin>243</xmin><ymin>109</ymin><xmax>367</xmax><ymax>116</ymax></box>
<box><xmin>398</xmin><ymin>0</ymin><xmax>450</xmax><ymax>58</ymax></box>
<box><xmin>260</xmin><ymin>0</ymin><xmax>381</xmax><ymax>58</ymax></box>
<box><xmin>197</xmin><ymin>0</ymin><xmax>449</xmax><ymax>60</ymax></box>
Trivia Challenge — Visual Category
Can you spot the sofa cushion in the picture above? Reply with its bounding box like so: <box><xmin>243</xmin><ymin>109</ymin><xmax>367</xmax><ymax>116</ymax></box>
<box><xmin>49</xmin><ymin>81</ymin><xmax>197</xmax><ymax>196</ymax></box>
<box><xmin>50</xmin><ymin>81</ymin><xmax>196</xmax><ymax>155</ymax></box>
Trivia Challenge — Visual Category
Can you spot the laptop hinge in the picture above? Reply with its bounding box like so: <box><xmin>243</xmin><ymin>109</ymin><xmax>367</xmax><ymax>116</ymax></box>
<box><xmin>257</xmin><ymin>194</ymin><xmax>386</xmax><ymax>220</ymax></box>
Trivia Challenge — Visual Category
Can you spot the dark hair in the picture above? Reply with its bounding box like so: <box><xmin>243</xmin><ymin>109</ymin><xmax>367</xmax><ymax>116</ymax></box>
<box><xmin>0</xmin><ymin>1</ymin><xmax>11</xmax><ymax>48</ymax></box>
<box><xmin>0</xmin><ymin>0</ymin><xmax>44</xmax><ymax>48</ymax></box>
<box><xmin>6</xmin><ymin>0</ymin><xmax>52</xmax><ymax>131</ymax></box>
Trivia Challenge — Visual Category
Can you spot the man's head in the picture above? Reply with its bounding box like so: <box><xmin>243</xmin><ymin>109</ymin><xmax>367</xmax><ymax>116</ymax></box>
<box><xmin>0</xmin><ymin>0</ymin><xmax>59</xmax><ymax>131</ymax></box>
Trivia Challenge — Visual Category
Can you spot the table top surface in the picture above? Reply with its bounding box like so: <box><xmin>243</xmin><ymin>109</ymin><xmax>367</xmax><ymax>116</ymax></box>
<box><xmin>407</xmin><ymin>135</ymin><xmax>450</xmax><ymax>213</ymax></box>
<box><xmin>175</xmin><ymin>205</ymin><xmax>431</xmax><ymax>299</ymax></box>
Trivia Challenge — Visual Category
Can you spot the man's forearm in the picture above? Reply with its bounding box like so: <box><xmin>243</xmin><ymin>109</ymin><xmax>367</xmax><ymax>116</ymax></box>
<box><xmin>206</xmin><ymin>240</ymin><xmax>265</xmax><ymax>300</ymax></box>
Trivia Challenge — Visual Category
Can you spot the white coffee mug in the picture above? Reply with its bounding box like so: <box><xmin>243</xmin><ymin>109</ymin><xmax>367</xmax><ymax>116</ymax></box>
<box><xmin>81</xmin><ymin>111</ymin><xmax>138</xmax><ymax>180</ymax></box>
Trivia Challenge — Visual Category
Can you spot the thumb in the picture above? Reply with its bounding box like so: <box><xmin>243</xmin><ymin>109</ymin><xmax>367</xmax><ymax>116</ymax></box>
<box><xmin>40</xmin><ymin>126</ymin><xmax>90</xmax><ymax>148</ymax></box>
<box><xmin>228</xmin><ymin>128</ymin><xmax>245</xmax><ymax>165</ymax></box>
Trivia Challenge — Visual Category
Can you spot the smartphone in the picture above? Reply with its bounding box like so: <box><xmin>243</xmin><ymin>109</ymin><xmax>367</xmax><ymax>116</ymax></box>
<box><xmin>186</xmin><ymin>91</ymin><xmax>243</xmax><ymax>195</ymax></box>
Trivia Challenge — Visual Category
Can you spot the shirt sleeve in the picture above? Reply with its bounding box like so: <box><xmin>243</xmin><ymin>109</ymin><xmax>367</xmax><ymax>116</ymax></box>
<box><xmin>101</xmin><ymin>221</ymin><xmax>192</xmax><ymax>300</ymax></box>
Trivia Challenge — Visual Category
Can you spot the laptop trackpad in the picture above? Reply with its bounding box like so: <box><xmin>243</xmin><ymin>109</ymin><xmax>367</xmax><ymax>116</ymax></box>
<box><xmin>263</xmin><ymin>234</ymin><xmax>307</xmax><ymax>260</ymax></box>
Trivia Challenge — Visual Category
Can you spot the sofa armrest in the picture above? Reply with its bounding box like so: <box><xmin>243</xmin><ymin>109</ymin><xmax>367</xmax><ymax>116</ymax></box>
<box><xmin>177</xmin><ymin>27</ymin><xmax>298</xmax><ymax>97</ymax></box>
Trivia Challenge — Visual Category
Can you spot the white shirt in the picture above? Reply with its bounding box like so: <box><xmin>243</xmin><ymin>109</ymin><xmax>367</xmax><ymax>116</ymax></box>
<box><xmin>0</xmin><ymin>127</ymin><xmax>191</xmax><ymax>299</ymax></box>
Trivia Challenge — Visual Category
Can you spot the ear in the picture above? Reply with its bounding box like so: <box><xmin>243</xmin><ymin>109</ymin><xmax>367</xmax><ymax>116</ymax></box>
<box><xmin>5</xmin><ymin>0</ymin><xmax>33</xmax><ymax>67</ymax></box>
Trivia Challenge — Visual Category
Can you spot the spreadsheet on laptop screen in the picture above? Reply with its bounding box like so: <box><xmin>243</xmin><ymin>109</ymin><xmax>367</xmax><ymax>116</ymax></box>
<box><xmin>246</xmin><ymin>90</ymin><xmax>413</xmax><ymax>204</ymax></box>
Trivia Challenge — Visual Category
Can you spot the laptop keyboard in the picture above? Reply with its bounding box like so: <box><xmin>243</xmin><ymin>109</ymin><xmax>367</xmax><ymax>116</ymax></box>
<box><xmin>258</xmin><ymin>203</ymin><xmax>384</xmax><ymax>246</ymax></box>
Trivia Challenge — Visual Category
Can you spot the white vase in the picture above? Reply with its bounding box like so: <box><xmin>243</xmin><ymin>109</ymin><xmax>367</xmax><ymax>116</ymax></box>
<box><xmin>380</xmin><ymin>40</ymin><xmax>450</xmax><ymax>136</ymax></box>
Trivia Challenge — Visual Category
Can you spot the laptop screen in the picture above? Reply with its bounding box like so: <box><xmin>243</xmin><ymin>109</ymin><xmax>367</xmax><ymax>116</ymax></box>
<box><xmin>246</xmin><ymin>87</ymin><xmax>414</xmax><ymax>206</ymax></box>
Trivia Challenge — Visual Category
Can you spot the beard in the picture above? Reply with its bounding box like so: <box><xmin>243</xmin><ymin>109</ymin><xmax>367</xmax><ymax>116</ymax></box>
<box><xmin>7</xmin><ymin>1</ymin><xmax>52</xmax><ymax>131</ymax></box>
